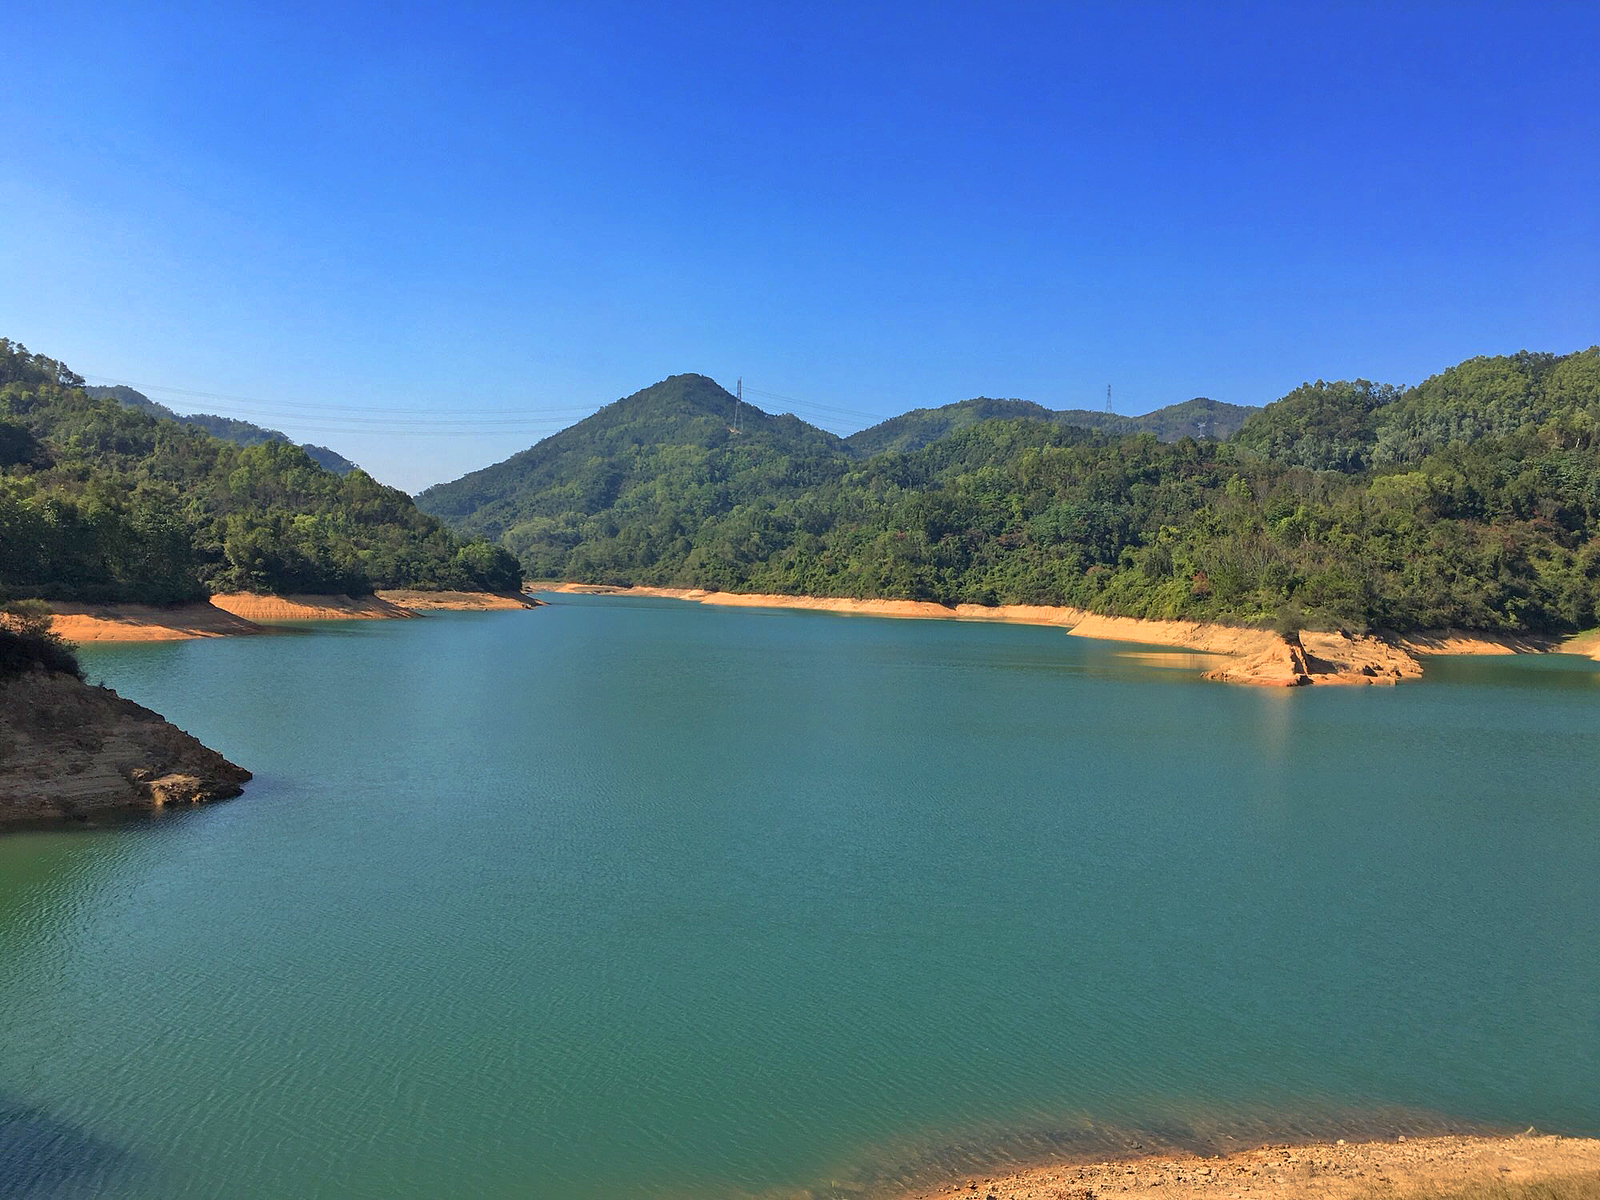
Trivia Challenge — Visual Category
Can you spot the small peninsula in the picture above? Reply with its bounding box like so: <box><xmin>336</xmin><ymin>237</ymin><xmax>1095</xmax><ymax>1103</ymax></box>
<box><xmin>0</xmin><ymin>670</ymin><xmax>251</xmax><ymax>828</ymax></box>
<box><xmin>0</xmin><ymin>607</ymin><xmax>249</xmax><ymax>829</ymax></box>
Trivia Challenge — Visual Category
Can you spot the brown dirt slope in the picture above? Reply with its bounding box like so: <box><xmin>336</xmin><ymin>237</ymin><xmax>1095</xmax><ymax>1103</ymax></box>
<box><xmin>374</xmin><ymin>589</ymin><xmax>541</xmax><ymax>610</ymax></box>
<box><xmin>0</xmin><ymin>670</ymin><xmax>251</xmax><ymax>828</ymax></box>
<box><xmin>47</xmin><ymin>590</ymin><xmax>543</xmax><ymax>642</ymax></box>
<box><xmin>47</xmin><ymin>601</ymin><xmax>266</xmax><ymax>643</ymax></box>
<box><xmin>208</xmin><ymin>592</ymin><xmax>416</xmax><ymax>621</ymax></box>
<box><xmin>901</xmin><ymin>1134</ymin><xmax>1600</xmax><ymax>1200</ymax></box>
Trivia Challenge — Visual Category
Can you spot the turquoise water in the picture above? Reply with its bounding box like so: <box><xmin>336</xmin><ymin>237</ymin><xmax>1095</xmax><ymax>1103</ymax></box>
<box><xmin>3</xmin><ymin>594</ymin><xmax>1599</xmax><ymax>1198</ymax></box>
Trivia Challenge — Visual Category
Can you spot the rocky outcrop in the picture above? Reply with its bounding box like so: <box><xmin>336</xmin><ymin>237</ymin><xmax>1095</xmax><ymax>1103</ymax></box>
<box><xmin>0</xmin><ymin>670</ymin><xmax>250</xmax><ymax>828</ymax></box>
<box><xmin>1203</xmin><ymin>630</ymin><xmax>1423</xmax><ymax>687</ymax></box>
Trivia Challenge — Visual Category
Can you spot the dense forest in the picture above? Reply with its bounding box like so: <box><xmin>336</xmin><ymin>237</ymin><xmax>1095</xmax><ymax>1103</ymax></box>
<box><xmin>84</xmin><ymin>385</ymin><xmax>359</xmax><ymax>475</ymax></box>
<box><xmin>0</xmin><ymin>340</ymin><xmax>522</xmax><ymax>603</ymax></box>
<box><xmin>844</xmin><ymin>395</ymin><xmax>1255</xmax><ymax>456</ymax></box>
<box><xmin>420</xmin><ymin>351</ymin><xmax>1600</xmax><ymax>635</ymax></box>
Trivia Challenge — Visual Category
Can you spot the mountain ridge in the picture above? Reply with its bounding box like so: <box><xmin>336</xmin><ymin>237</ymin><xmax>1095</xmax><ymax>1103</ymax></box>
<box><xmin>1</xmin><ymin>339</ymin><xmax>522</xmax><ymax>603</ymax></box>
<box><xmin>844</xmin><ymin>395</ymin><xmax>1255</xmax><ymax>456</ymax></box>
<box><xmin>85</xmin><ymin>384</ymin><xmax>360</xmax><ymax>475</ymax></box>
<box><xmin>417</xmin><ymin>347</ymin><xmax>1600</xmax><ymax>635</ymax></box>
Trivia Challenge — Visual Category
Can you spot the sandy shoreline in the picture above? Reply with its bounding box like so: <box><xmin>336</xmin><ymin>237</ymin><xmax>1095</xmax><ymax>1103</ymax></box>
<box><xmin>47</xmin><ymin>590</ymin><xmax>537</xmax><ymax>643</ymax></box>
<box><xmin>537</xmin><ymin>584</ymin><xmax>1600</xmax><ymax>686</ymax></box>
<box><xmin>374</xmin><ymin>588</ymin><xmax>540</xmax><ymax>611</ymax></box>
<box><xmin>895</xmin><ymin>1133</ymin><xmax>1600</xmax><ymax>1199</ymax></box>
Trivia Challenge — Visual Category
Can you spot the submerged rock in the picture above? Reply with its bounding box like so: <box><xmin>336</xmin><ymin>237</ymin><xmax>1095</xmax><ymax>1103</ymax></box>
<box><xmin>0</xmin><ymin>669</ymin><xmax>250</xmax><ymax>828</ymax></box>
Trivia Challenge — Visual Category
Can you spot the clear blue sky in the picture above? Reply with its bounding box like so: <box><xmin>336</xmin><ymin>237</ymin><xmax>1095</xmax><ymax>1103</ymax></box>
<box><xmin>4</xmin><ymin>1</ymin><xmax>1597</xmax><ymax>491</ymax></box>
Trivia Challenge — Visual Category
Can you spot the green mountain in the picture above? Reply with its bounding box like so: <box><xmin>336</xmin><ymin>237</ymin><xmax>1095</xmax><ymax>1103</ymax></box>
<box><xmin>417</xmin><ymin>373</ymin><xmax>852</xmax><ymax>579</ymax></box>
<box><xmin>845</xmin><ymin>395</ymin><xmax>1254</xmax><ymax>456</ymax></box>
<box><xmin>1</xmin><ymin>339</ymin><xmax>521</xmax><ymax>603</ymax></box>
<box><xmin>86</xmin><ymin>384</ymin><xmax>359</xmax><ymax>475</ymax></box>
<box><xmin>422</xmin><ymin>349</ymin><xmax>1600</xmax><ymax>635</ymax></box>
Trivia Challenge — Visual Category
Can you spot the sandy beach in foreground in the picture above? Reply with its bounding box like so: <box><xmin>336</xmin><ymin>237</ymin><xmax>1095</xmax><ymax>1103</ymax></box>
<box><xmin>896</xmin><ymin>1133</ymin><xmax>1600</xmax><ymax>1200</ymax></box>
<box><xmin>47</xmin><ymin>590</ymin><xmax>536</xmax><ymax>642</ymax></box>
<box><xmin>537</xmin><ymin>584</ymin><xmax>1599</xmax><ymax>686</ymax></box>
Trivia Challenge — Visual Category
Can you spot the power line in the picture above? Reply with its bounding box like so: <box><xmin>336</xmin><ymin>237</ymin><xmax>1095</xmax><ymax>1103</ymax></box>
<box><xmin>83</xmin><ymin>370</ymin><xmax>886</xmax><ymax>442</ymax></box>
<box><xmin>741</xmin><ymin>385</ymin><xmax>882</xmax><ymax>424</ymax></box>
<box><xmin>82</xmin><ymin>374</ymin><xmax>599</xmax><ymax>418</ymax></box>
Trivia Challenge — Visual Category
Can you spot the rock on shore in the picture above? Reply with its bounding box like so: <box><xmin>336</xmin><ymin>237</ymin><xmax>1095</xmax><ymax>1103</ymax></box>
<box><xmin>0</xmin><ymin>670</ymin><xmax>251</xmax><ymax>828</ymax></box>
<box><xmin>1203</xmin><ymin>630</ymin><xmax>1424</xmax><ymax>687</ymax></box>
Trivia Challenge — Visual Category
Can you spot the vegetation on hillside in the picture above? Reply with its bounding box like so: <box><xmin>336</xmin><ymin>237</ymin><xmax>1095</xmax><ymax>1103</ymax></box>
<box><xmin>0</xmin><ymin>600</ymin><xmax>82</xmax><ymax>680</ymax></box>
<box><xmin>1</xmin><ymin>340</ymin><xmax>522</xmax><ymax>603</ymax></box>
<box><xmin>845</xmin><ymin>395</ymin><xmax>1254</xmax><ymax>456</ymax></box>
<box><xmin>420</xmin><ymin>350</ymin><xmax>1600</xmax><ymax>635</ymax></box>
<box><xmin>86</xmin><ymin>384</ymin><xmax>359</xmax><ymax>474</ymax></box>
<box><xmin>418</xmin><ymin>373</ymin><xmax>853</xmax><ymax>554</ymax></box>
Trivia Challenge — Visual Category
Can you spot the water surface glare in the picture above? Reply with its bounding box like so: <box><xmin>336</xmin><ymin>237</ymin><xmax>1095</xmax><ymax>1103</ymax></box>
<box><xmin>3</xmin><ymin>595</ymin><xmax>1598</xmax><ymax>1198</ymax></box>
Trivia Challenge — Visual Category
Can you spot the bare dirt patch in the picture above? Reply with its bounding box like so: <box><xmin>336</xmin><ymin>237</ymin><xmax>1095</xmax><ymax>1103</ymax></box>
<box><xmin>898</xmin><ymin>1134</ymin><xmax>1600</xmax><ymax>1200</ymax></box>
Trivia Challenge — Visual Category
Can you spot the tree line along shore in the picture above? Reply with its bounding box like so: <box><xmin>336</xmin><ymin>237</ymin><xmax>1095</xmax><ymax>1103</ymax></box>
<box><xmin>7</xmin><ymin>337</ymin><xmax>1600</xmax><ymax>663</ymax></box>
<box><xmin>420</xmin><ymin>350</ymin><xmax>1600</xmax><ymax>653</ymax></box>
<box><xmin>1</xmin><ymin>339</ymin><xmax>523</xmax><ymax>608</ymax></box>
<box><xmin>1</xmin><ymin>335</ymin><xmax>544</xmax><ymax>829</ymax></box>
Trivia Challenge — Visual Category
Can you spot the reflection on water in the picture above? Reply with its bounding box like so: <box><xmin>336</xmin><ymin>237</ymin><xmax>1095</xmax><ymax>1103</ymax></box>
<box><xmin>0</xmin><ymin>1093</ymin><xmax>135</xmax><ymax>1199</ymax></box>
<box><xmin>1113</xmin><ymin>651</ymin><xmax>1221</xmax><ymax>671</ymax></box>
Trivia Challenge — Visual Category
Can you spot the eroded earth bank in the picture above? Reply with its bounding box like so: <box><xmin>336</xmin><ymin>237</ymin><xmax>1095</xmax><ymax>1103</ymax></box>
<box><xmin>0</xmin><ymin>669</ymin><xmax>251</xmax><ymax>828</ymax></box>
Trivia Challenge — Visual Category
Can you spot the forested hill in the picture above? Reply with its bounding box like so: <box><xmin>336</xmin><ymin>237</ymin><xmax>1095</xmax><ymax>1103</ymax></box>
<box><xmin>85</xmin><ymin>385</ymin><xmax>359</xmax><ymax>475</ymax></box>
<box><xmin>421</xmin><ymin>348</ymin><xmax>1600</xmax><ymax>636</ymax></box>
<box><xmin>417</xmin><ymin>373</ymin><xmax>852</xmax><ymax>549</ymax></box>
<box><xmin>0</xmin><ymin>340</ymin><xmax>521</xmax><ymax>603</ymax></box>
<box><xmin>845</xmin><ymin>395</ymin><xmax>1254</xmax><ymax>456</ymax></box>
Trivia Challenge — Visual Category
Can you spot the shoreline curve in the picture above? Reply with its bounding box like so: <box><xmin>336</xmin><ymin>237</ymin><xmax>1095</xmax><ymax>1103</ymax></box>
<box><xmin>536</xmin><ymin>584</ymin><xmax>1600</xmax><ymax>687</ymax></box>
<box><xmin>895</xmin><ymin>1132</ymin><xmax>1600</xmax><ymax>1200</ymax></box>
<box><xmin>47</xmin><ymin>590</ymin><xmax>538</xmax><ymax>643</ymax></box>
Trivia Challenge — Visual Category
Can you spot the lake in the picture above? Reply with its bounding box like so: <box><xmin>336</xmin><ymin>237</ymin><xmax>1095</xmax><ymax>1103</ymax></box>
<box><xmin>3</xmin><ymin>593</ymin><xmax>1598</xmax><ymax>1198</ymax></box>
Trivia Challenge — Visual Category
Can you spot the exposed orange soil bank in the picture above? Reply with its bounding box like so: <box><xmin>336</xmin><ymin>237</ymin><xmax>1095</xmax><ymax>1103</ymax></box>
<box><xmin>1561</xmin><ymin>628</ymin><xmax>1600</xmax><ymax>661</ymax></box>
<box><xmin>539</xmin><ymin>584</ymin><xmax>1598</xmax><ymax>687</ymax></box>
<box><xmin>899</xmin><ymin>1133</ymin><xmax>1600</xmax><ymax>1200</ymax></box>
<box><xmin>208</xmin><ymin>592</ymin><xmax>417</xmax><ymax>621</ymax></box>
<box><xmin>48</xmin><ymin>590</ymin><xmax>538</xmax><ymax>643</ymax></box>
<box><xmin>46</xmin><ymin>601</ymin><xmax>266</xmax><ymax>643</ymax></box>
<box><xmin>373</xmin><ymin>589</ymin><xmax>540</xmax><ymax>611</ymax></box>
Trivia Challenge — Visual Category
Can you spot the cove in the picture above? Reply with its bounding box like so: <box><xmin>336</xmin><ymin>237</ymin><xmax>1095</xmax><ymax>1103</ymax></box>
<box><xmin>2</xmin><ymin>593</ymin><xmax>1598</xmax><ymax>1198</ymax></box>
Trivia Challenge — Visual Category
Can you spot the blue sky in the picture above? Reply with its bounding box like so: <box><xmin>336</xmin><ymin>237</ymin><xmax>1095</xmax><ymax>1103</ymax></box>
<box><xmin>4</xmin><ymin>1</ymin><xmax>1597</xmax><ymax>491</ymax></box>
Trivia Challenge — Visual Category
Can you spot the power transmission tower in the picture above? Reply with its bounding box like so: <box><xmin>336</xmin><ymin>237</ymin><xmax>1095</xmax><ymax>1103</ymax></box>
<box><xmin>735</xmin><ymin>378</ymin><xmax>743</xmax><ymax>433</ymax></box>
<box><xmin>1106</xmin><ymin>384</ymin><xmax>1112</xmax><ymax>414</ymax></box>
